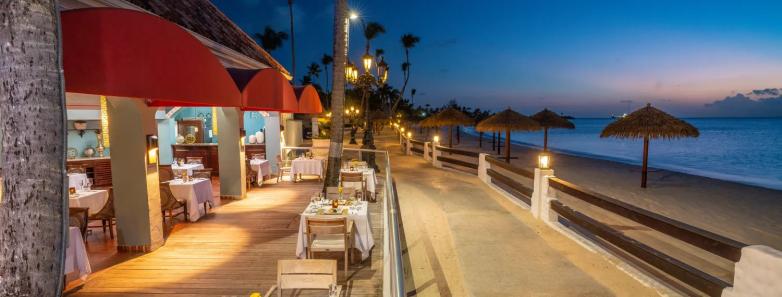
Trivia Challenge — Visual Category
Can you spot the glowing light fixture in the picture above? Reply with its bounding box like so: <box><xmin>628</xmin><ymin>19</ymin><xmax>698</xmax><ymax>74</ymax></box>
<box><xmin>146</xmin><ymin>135</ymin><xmax>158</xmax><ymax>165</ymax></box>
<box><xmin>377</xmin><ymin>58</ymin><xmax>388</xmax><ymax>84</ymax></box>
<box><xmin>433</xmin><ymin>135</ymin><xmax>440</xmax><ymax>143</ymax></box>
<box><xmin>211</xmin><ymin>107</ymin><xmax>218</xmax><ymax>136</ymax></box>
<box><xmin>538</xmin><ymin>154</ymin><xmax>551</xmax><ymax>169</ymax></box>
<box><xmin>99</xmin><ymin>96</ymin><xmax>110</xmax><ymax>147</ymax></box>
<box><xmin>362</xmin><ymin>53</ymin><xmax>373</xmax><ymax>72</ymax></box>
<box><xmin>349</xmin><ymin>11</ymin><xmax>358</xmax><ymax>20</ymax></box>
<box><xmin>407</xmin><ymin>132</ymin><xmax>412</xmax><ymax>138</ymax></box>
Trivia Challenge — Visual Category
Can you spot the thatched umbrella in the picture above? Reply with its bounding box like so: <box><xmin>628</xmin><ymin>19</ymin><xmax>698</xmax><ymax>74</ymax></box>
<box><xmin>531</xmin><ymin>108</ymin><xmax>575</xmax><ymax>151</ymax></box>
<box><xmin>420</xmin><ymin>107</ymin><xmax>474</xmax><ymax>147</ymax></box>
<box><xmin>476</xmin><ymin>108</ymin><xmax>541</xmax><ymax>162</ymax></box>
<box><xmin>601</xmin><ymin>103</ymin><xmax>699</xmax><ymax>188</ymax></box>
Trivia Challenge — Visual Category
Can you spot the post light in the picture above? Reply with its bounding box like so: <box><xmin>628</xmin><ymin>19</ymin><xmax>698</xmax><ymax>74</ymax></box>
<box><xmin>407</xmin><ymin>131</ymin><xmax>412</xmax><ymax>138</ymax></box>
<box><xmin>400</xmin><ymin>127</ymin><xmax>405</xmax><ymax>133</ymax></box>
<box><xmin>349</xmin><ymin>11</ymin><xmax>358</xmax><ymax>20</ymax></box>
<box><xmin>146</xmin><ymin>135</ymin><xmax>158</xmax><ymax>165</ymax></box>
<box><xmin>346</xmin><ymin>61</ymin><xmax>355</xmax><ymax>80</ymax></box>
<box><xmin>362</xmin><ymin>53</ymin><xmax>373</xmax><ymax>72</ymax></box>
<box><xmin>351</xmin><ymin>68</ymin><xmax>359</xmax><ymax>82</ymax></box>
<box><xmin>377</xmin><ymin>59</ymin><xmax>388</xmax><ymax>84</ymax></box>
<box><xmin>433</xmin><ymin>135</ymin><xmax>440</xmax><ymax>143</ymax></box>
<box><xmin>538</xmin><ymin>154</ymin><xmax>551</xmax><ymax>169</ymax></box>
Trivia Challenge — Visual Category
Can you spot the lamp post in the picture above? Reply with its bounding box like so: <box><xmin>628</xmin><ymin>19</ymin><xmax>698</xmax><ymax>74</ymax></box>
<box><xmin>345</xmin><ymin>105</ymin><xmax>359</xmax><ymax>144</ymax></box>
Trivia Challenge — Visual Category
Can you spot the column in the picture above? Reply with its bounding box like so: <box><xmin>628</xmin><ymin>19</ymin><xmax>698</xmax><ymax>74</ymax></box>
<box><xmin>217</xmin><ymin>107</ymin><xmax>247</xmax><ymax>199</ymax></box>
<box><xmin>107</xmin><ymin>98</ymin><xmax>163</xmax><ymax>252</ymax></box>
<box><xmin>264</xmin><ymin>112</ymin><xmax>282</xmax><ymax>172</ymax></box>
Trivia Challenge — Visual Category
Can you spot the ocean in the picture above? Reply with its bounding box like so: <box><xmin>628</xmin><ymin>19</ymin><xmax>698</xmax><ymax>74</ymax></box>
<box><xmin>465</xmin><ymin>118</ymin><xmax>782</xmax><ymax>190</ymax></box>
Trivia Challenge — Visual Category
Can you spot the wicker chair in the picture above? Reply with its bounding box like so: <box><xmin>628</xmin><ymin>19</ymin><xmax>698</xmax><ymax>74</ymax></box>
<box><xmin>340</xmin><ymin>172</ymin><xmax>366</xmax><ymax>200</ymax></box>
<box><xmin>68</xmin><ymin>207</ymin><xmax>89</xmax><ymax>242</ymax></box>
<box><xmin>186</xmin><ymin>157</ymin><xmax>203</xmax><ymax>164</ymax></box>
<box><xmin>158</xmin><ymin>165</ymin><xmax>173</xmax><ymax>182</ymax></box>
<box><xmin>245</xmin><ymin>159</ymin><xmax>256</xmax><ymax>189</ymax></box>
<box><xmin>88</xmin><ymin>188</ymin><xmax>116</xmax><ymax>239</ymax></box>
<box><xmin>305</xmin><ymin>217</ymin><xmax>354</xmax><ymax>278</ymax></box>
<box><xmin>192</xmin><ymin>169</ymin><xmax>212</xmax><ymax>180</ymax></box>
<box><xmin>160</xmin><ymin>183</ymin><xmax>188</xmax><ymax>225</ymax></box>
<box><xmin>276</xmin><ymin>155</ymin><xmax>292</xmax><ymax>183</ymax></box>
<box><xmin>67</xmin><ymin>166</ymin><xmax>86</xmax><ymax>174</ymax></box>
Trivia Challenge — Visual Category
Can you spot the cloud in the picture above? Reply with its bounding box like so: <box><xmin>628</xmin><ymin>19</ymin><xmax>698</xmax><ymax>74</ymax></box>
<box><xmin>704</xmin><ymin>91</ymin><xmax>782</xmax><ymax>117</ymax></box>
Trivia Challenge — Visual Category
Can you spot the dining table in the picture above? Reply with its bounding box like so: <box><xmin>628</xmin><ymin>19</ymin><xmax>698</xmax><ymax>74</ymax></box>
<box><xmin>171</xmin><ymin>163</ymin><xmax>204</xmax><ymax>176</ymax></box>
<box><xmin>68</xmin><ymin>173</ymin><xmax>89</xmax><ymax>190</ymax></box>
<box><xmin>168</xmin><ymin>178</ymin><xmax>217</xmax><ymax>222</ymax></box>
<box><xmin>290</xmin><ymin>157</ymin><xmax>325</xmax><ymax>181</ymax></box>
<box><xmin>69</xmin><ymin>189</ymin><xmax>109</xmax><ymax>215</ymax></box>
<box><xmin>340</xmin><ymin>168</ymin><xmax>378</xmax><ymax>194</ymax></box>
<box><xmin>296</xmin><ymin>199</ymin><xmax>374</xmax><ymax>260</ymax></box>
<box><xmin>65</xmin><ymin>227</ymin><xmax>92</xmax><ymax>280</ymax></box>
<box><xmin>249</xmin><ymin>159</ymin><xmax>271</xmax><ymax>185</ymax></box>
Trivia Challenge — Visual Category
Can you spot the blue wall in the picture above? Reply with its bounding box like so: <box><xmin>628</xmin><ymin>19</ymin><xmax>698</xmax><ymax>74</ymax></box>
<box><xmin>174</xmin><ymin>107</ymin><xmax>218</xmax><ymax>143</ymax></box>
<box><xmin>66</xmin><ymin>120</ymin><xmax>110</xmax><ymax>158</ymax></box>
<box><xmin>157</xmin><ymin>118</ymin><xmax>176</xmax><ymax>165</ymax></box>
<box><xmin>243</xmin><ymin>111</ymin><xmax>266</xmax><ymax>144</ymax></box>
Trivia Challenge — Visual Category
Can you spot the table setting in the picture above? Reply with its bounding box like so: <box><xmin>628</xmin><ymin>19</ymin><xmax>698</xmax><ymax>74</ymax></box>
<box><xmin>69</xmin><ymin>179</ymin><xmax>108</xmax><ymax>215</ymax></box>
<box><xmin>68</xmin><ymin>173</ymin><xmax>89</xmax><ymax>190</ymax></box>
<box><xmin>249</xmin><ymin>158</ymin><xmax>271</xmax><ymax>184</ymax></box>
<box><xmin>171</xmin><ymin>162</ymin><xmax>205</xmax><ymax>176</ymax></box>
<box><xmin>296</xmin><ymin>193</ymin><xmax>374</xmax><ymax>260</ymax></box>
<box><xmin>167</xmin><ymin>176</ymin><xmax>217</xmax><ymax>222</ymax></box>
<box><xmin>290</xmin><ymin>154</ymin><xmax>325</xmax><ymax>181</ymax></box>
<box><xmin>340</xmin><ymin>163</ymin><xmax>378</xmax><ymax>194</ymax></box>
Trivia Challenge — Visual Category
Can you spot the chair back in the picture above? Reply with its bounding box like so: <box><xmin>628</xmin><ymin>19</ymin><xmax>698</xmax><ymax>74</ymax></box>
<box><xmin>251</xmin><ymin>154</ymin><xmax>265</xmax><ymax>160</ymax></box>
<box><xmin>67</xmin><ymin>166</ymin><xmax>85</xmax><ymax>174</ymax></box>
<box><xmin>277</xmin><ymin>259</ymin><xmax>337</xmax><ymax>290</ymax></box>
<box><xmin>340</xmin><ymin>172</ymin><xmax>364</xmax><ymax>183</ymax></box>
<box><xmin>306</xmin><ymin>217</ymin><xmax>349</xmax><ymax>238</ymax></box>
<box><xmin>325</xmin><ymin>186</ymin><xmax>354</xmax><ymax>199</ymax></box>
<box><xmin>186</xmin><ymin>157</ymin><xmax>203</xmax><ymax>164</ymax></box>
<box><xmin>159</xmin><ymin>165</ymin><xmax>173</xmax><ymax>182</ymax></box>
<box><xmin>277</xmin><ymin>154</ymin><xmax>291</xmax><ymax>168</ymax></box>
<box><xmin>68</xmin><ymin>207</ymin><xmax>89</xmax><ymax>238</ymax></box>
<box><xmin>192</xmin><ymin>169</ymin><xmax>212</xmax><ymax>179</ymax></box>
<box><xmin>90</xmin><ymin>188</ymin><xmax>115</xmax><ymax>219</ymax></box>
<box><xmin>159</xmin><ymin>183</ymin><xmax>179</xmax><ymax>210</ymax></box>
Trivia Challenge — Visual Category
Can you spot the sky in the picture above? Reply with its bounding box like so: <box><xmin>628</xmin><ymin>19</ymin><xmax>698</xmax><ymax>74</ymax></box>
<box><xmin>212</xmin><ymin>0</ymin><xmax>782</xmax><ymax>117</ymax></box>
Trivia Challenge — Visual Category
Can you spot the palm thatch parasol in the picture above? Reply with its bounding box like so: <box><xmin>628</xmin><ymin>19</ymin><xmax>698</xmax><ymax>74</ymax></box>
<box><xmin>531</xmin><ymin>108</ymin><xmax>575</xmax><ymax>151</ymax></box>
<box><xmin>420</xmin><ymin>107</ymin><xmax>474</xmax><ymax>147</ymax></box>
<box><xmin>476</xmin><ymin>108</ymin><xmax>541</xmax><ymax>162</ymax></box>
<box><xmin>600</xmin><ymin>103</ymin><xmax>699</xmax><ymax>188</ymax></box>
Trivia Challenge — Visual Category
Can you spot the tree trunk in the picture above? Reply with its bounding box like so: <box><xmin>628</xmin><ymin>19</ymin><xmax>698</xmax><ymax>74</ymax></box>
<box><xmin>479</xmin><ymin>131</ymin><xmax>483</xmax><ymax>148</ymax></box>
<box><xmin>288</xmin><ymin>0</ymin><xmax>296</xmax><ymax>81</ymax></box>
<box><xmin>641</xmin><ymin>136</ymin><xmax>649</xmax><ymax>188</ymax></box>
<box><xmin>324</xmin><ymin>0</ymin><xmax>348</xmax><ymax>188</ymax></box>
<box><xmin>543</xmin><ymin>127</ymin><xmax>549</xmax><ymax>151</ymax></box>
<box><xmin>448</xmin><ymin>126</ymin><xmax>453</xmax><ymax>148</ymax></box>
<box><xmin>1</xmin><ymin>0</ymin><xmax>67</xmax><ymax>295</ymax></box>
<box><xmin>505</xmin><ymin>129</ymin><xmax>511</xmax><ymax>163</ymax></box>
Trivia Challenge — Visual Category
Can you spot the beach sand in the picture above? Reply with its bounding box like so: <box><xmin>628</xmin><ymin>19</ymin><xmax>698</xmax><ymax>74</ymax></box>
<box><xmin>409</xmin><ymin>128</ymin><xmax>782</xmax><ymax>291</ymax></box>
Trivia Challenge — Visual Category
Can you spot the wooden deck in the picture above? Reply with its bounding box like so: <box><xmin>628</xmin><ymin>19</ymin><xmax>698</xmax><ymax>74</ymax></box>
<box><xmin>68</xmin><ymin>179</ymin><xmax>384</xmax><ymax>297</ymax></box>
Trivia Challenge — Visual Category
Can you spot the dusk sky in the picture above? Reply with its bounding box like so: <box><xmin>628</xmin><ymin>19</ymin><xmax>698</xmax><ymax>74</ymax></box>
<box><xmin>212</xmin><ymin>0</ymin><xmax>782</xmax><ymax>117</ymax></box>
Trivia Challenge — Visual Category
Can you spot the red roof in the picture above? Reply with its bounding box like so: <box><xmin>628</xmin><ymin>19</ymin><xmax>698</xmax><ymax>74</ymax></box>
<box><xmin>294</xmin><ymin>85</ymin><xmax>323</xmax><ymax>114</ymax></box>
<box><xmin>228</xmin><ymin>68</ymin><xmax>298</xmax><ymax>112</ymax></box>
<box><xmin>61</xmin><ymin>8</ymin><xmax>241</xmax><ymax>107</ymax></box>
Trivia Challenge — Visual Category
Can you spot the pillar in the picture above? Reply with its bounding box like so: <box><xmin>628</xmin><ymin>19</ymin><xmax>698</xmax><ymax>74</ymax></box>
<box><xmin>264</xmin><ymin>112</ymin><xmax>281</xmax><ymax>172</ymax></box>
<box><xmin>423</xmin><ymin>142</ymin><xmax>432</xmax><ymax>161</ymax></box>
<box><xmin>311</xmin><ymin>117</ymin><xmax>319</xmax><ymax>138</ymax></box>
<box><xmin>478</xmin><ymin>153</ymin><xmax>490</xmax><ymax>183</ymax></box>
<box><xmin>532</xmin><ymin>168</ymin><xmax>556</xmax><ymax>224</ymax></box>
<box><xmin>217</xmin><ymin>107</ymin><xmax>247</xmax><ymax>199</ymax></box>
<box><xmin>432</xmin><ymin>144</ymin><xmax>442</xmax><ymax>168</ymax></box>
<box><xmin>107</xmin><ymin>98</ymin><xmax>163</xmax><ymax>252</ymax></box>
<box><xmin>405</xmin><ymin>138</ymin><xmax>412</xmax><ymax>155</ymax></box>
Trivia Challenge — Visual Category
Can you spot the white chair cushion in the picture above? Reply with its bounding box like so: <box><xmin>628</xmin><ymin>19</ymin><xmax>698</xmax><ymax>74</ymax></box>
<box><xmin>311</xmin><ymin>234</ymin><xmax>346</xmax><ymax>252</ymax></box>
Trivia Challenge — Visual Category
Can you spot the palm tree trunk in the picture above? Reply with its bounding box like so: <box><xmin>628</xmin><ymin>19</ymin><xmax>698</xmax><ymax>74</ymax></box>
<box><xmin>641</xmin><ymin>136</ymin><xmax>649</xmax><ymax>188</ymax></box>
<box><xmin>324</xmin><ymin>0</ymin><xmax>348</xmax><ymax>188</ymax></box>
<box><xmin>390</xmin><ymin>48</ymin><xmax>411</xmax><ymax>113</ymax></box>
<box><xmin>543</xmin><ymin>127</ymin><xmax>549</xmax><ymax>151</ymax></box>
<box><xmin>505</xmin><ymin>129</ymin><xmax>511</xmax><ymax>163</ymax></box>
<box><xmin>0</xmin><ymin>0</ymin><xmax>67</xmax><ymax>294</ymax></box>
<box><xmin>288</xmin><ymin>0</ymin><xmax>296</xmax><ymax>80</ymax></box>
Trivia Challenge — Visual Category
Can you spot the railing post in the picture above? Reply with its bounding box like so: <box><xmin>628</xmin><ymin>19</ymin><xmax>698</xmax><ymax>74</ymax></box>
<box><xmin>423</xmin><ymin>142</ymin><xmax>431</xmax><ymax>161</ymax></box>
<box><xmin>432</xmin><ymin>145</ymin><xmax>442</xmax><ymax>168</ymax></box>
<box><xmin>406</xmin><ymin>138</ymin><xmax>412</xmax><ymax>155</ymax></box>
<box><xmin>478</xmin><ymin>153</ymin><xmax>490</xmax><ymax>183</ymax></box>
<box><xmin>532</xmin><ymin>168</ymin><xmax>556</xmax><ymax>223</ymax></box>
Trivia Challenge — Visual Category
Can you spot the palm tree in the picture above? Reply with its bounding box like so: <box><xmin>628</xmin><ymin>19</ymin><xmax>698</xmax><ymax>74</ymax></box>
<box><xmin>362</xmin><ymin>22</ymin><xmax>386</xmax><ymax>55</ymax></box>
<box><xmin>1</xmin><ymin>1</ymin><xmax>67</xmax><ymax>294</ymax></box>
<box><xmin>307</xmin><ymin>63</ymin><xmax>321</xmax><ymax>80</ymax></box>
<box><xmin>320</xmin><ymin>54</ymin><xmax>333</xmax><ymax>90</ymax></box>
<box><xmin>253</xmin><ymin>26</ymin><xmax>288</xmax><ymax>53</ymax></box>
<box><xmin>392</xmin><ymin>33</ymin><xmax>420</xmax><ymax>113</ymax></box>
<box><xmin>288</xmin><ymin>0</ymin><xmax>296</xmax><ymax>80</ymax></box>
<box><xmin>374</xmin><ymin>48</ymin><xmax>385</xmax><ymax>59</ymax></box>
<box><xmin>325</xmin><ymin>0</ymin><xmax>349</xmax><ymax>188</ymax></box>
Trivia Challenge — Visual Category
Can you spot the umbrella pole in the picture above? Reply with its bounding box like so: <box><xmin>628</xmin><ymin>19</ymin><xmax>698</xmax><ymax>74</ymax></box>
<box><xmin>448</xmin><ymin>126</ymin><xmax>453</xmax><ymax>148</ymax></box>
<box><xmin>543</xmin><ymin>127</ymin><xmax>549</xmax><ymax>151</ymax></box>
<box><xmin>492</xmin><ymin>133</ymin><xmax>496</xmax><ymax>150</ymax></box>
<box><xmin>456</xmin><ymin>126</ymin><xmax>461</xmax><ymax>144</ymax></box>
<box><xmin>497</xmin><ymin>131</ymin><xmax>501</xmax><ymax>155</ymax></box>
<box><xmin>642</xmin><ymin>136</ymin><xmax>649</xmax><ymax>188</ymax></box>
<box><xmin>505</xmin><ymin>129</ymin><xmax>511</xmax><ymax>163</ymax></box>
<box><xmin>479</xmin><ymin>132</ymin><xmax>483</xmax><ymax>148</ymax></box>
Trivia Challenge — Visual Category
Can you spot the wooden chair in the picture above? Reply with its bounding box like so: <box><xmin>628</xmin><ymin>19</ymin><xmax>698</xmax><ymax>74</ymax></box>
<box><xmin>67</xmin><ymin>166</ymin><xmax>86</xmax><ymax>174</ymax></box>
<box><xmin>264</xmin><ymin>259</ymin><xmax>342</xmax><ymax>297</ymax></box>
<box><xmin>305</xmin><ymin>217</ymin><xmax>353</xmax><ymax>278</ymax></box>
<box><xmin>158</xmin><ymin>165</ymin><xmax>173</xmax><ymax>182</ymax></box>
<box><xmin>68</xmin><ymin>207</ymin><xmax>89</xmax><ymax>242</ymax></box>
<box><xmin>88</xmin><ymin>188</ymin><xmax>116</xmax><ymax>239</ymax></box>
<box><xmin>276</xmin><ymin>155</ymin><xmax>292</xmax><ymax>183</ymax></box>
<box><xmin>250</xmin><ymin>153</ymin><xmax>265</xmax><ymax>160</ymax></box>
<box><xmin>192</xmin><ymin>169</ymin><xmax>212</xmax><ymax>180</ymax></box>
<box><xmin>185</xmin><ymin>157</ymin><xmax>203</xmax><ymax>164</ymax></box>
<box><xmin>325</xmin><ymin>186</ymin><xmax>355</xmax><ymax>200</ymax></box>
<box><xmin>160</xmin><ymin>183</ymin><xmax>188</xmax><ymax>225</ymax></box>
<box><xmin>340</xmin><ymin>172</ymin><xmax>366</xmax><ymax>200</ymax></box>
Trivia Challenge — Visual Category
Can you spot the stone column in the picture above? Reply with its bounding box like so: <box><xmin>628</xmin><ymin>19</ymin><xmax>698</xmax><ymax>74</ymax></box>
<box><xmin>217</xmin><ymin>107</ymin><xmax>247</xmax><ymax>199</ymax></box>
<box><xmin>423</xmin><ymin>142</ymin><xmax>431</xmax><ymax>161</ymax></box>
<box><xmin>532</xmin><ymin>168</ymin><xmax>556</xmax><ymax>223</ymax></box>
<box><xmin>264</xmin><ymin>112</ymin><xmax>281</xmax><ymax>172</ymax></box>
<box><xmin>107</xmin><ymin>98</ymin><xmax>163</xmax><ymax>252</ymax></box>
<box><xmin>478</xmin><ymin>153</ymin><xmax>490</xmax><ymax>183</ymax></box>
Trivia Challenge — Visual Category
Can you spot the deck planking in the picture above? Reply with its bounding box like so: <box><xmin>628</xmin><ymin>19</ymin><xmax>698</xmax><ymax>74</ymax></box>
<box><xmin>69</xmin><ymin>179</ymin><xmax>384</xmax><ymax>297</ymax></box>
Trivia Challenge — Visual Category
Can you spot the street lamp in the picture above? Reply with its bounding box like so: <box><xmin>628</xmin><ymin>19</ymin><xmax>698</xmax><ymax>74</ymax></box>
<box><xmin>362</xmin><ymin>53</ymin><xmax>373</xmax><ymax>73</ymax></box>
<box><xmin>377</xmin><ymin>58</ymin><xmax>388</xmax><ymax>84</ymax></box>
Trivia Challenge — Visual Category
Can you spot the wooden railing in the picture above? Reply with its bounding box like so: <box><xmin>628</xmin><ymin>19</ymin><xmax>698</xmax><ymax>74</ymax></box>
<box><xmin>435</xmin><ymin>145</ymin><xmax>480</xmax><ymax>158</ymax></box>
<box><xmin>486</xmin><ymin>168</ymin><xmax>532</xmax><ymax>205</ymax></box>
<box><xmin>433</xmin><ymin>145</ymin><xmax>479</xmax><ymax>171</ymax></box>
<box><xmin>486</xmin><ymin>156</ymin><xmax>534</xmax><ymax>179</ymax></box>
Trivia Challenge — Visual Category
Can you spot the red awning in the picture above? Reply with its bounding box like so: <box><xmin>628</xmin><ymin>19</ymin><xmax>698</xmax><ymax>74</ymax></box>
<box><xmin>61</xmin><ymin>8</ymin><xmax>241</xmax><ymax>107</ymax></box>
<box><xmin>227</xmin><ymin>68</ymin><xmax>298</xmax><ymax>112</ymax></box>
<box><xmin>294</xmin><ymin>85</ymin><xmax>323</xmax><ymax>114</ymax></box>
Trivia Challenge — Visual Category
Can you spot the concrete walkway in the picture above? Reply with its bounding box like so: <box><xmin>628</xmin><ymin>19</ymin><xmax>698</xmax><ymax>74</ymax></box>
<box><xmin>380</xmin><ymin>135</ymin><xmax>661</xmax><ymax>296</ymax></box>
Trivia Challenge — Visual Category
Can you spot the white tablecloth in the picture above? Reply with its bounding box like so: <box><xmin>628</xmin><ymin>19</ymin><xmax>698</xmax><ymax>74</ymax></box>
<box><xmin>171</xmin><ymin>163</ymin><xmax>204</xmax><ymax>176</ymax></box>
<box><xmin>168</xmin><ymin>178</ymin><xmax>216</xmax><ymax>222</ymax></box>
<box><xmin>65</xmin><ymin>227</ymin><xmax>91</xmax><ymax>280</ymax></box>
<box><xmin>249</xmin><ymin>159</ymin><xmax>271</xmax><ymax>181</ymax></box>
<box><xmin>340</xmin><ymin>169</ymin><xmax>377</xmax><ymax>194</ymax></box>
<box><xmin>68</xmin><ymin>173</ymin><xmax>88</xmax><ymax>190</ymax></box>
<box><xmin>296</xmin><ymin>201</ymin><xmax>374</xmax><ymax>260</ymax></box>
<box><xmin>69</xmin><ymin>190</ymin><xmax>109</xmax><ymax>215</ymax></box>
<box><xmin>290</xmin><ymin>158</ymin><xmax>324</xmax><ymax>179</ymax></box>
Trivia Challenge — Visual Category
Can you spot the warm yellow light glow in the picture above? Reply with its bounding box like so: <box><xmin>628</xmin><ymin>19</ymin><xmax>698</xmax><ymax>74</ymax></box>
<box><xmin>400</xmin><ymin>127</ymin><xmax>405</xmax><ymax>133</ymax></box>
<box><xmin>99</xmin><ymin>96</ymin><xmax>110</xmax><ymax>147</ymax></box>
<box><xmin>356</xmin><ymin>109</ymin><xmax>360</xmax><ymax>115</ymax></box>
<box><xmin>407</xmin><ymin>132</ymin><xmax>412</xmax><ymax>138</ymax></box>
<box><xmin>211</xmin><ymin>107</ymin><xmax>218</xmax><ymax>136</ymax></box>
<box><xmin>362</xmin><ymin>53</ymin><xmax>373</xmax><ymax>72</ymax></box>
<box><xmin>433</xmin><ymin>135</ymin><xmax>440</xmax><ymax>143</ymax></box>
<box><xmin>349</xmin><ymin>11</ymin><xmax>358</xmax><ymax>20</ymax></box>
<box><xmin>148</xmin><ymin>148</ymin><xmax>158</xmax><ymax>164</ymax></box>
<box><xmin>538</xmin><ymin>154</ymin><xmax>550</xmax><ymax>169</ymax></box>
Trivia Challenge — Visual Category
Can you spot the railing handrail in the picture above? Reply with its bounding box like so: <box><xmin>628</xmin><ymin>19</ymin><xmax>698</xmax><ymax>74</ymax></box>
<box><xmin>485</xmin><ymin>156</ymin><xmax>534</xmax><ymax>179</ymax></box>
<box><xmin>434</xmin><ymin>145</ymin><xmax>480</xmax><ymax>158</ymax></box>
<box><xmin>548</xmin><ymin>177</ymin><xmax>747</xmax><ymax>262</ymax></box>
